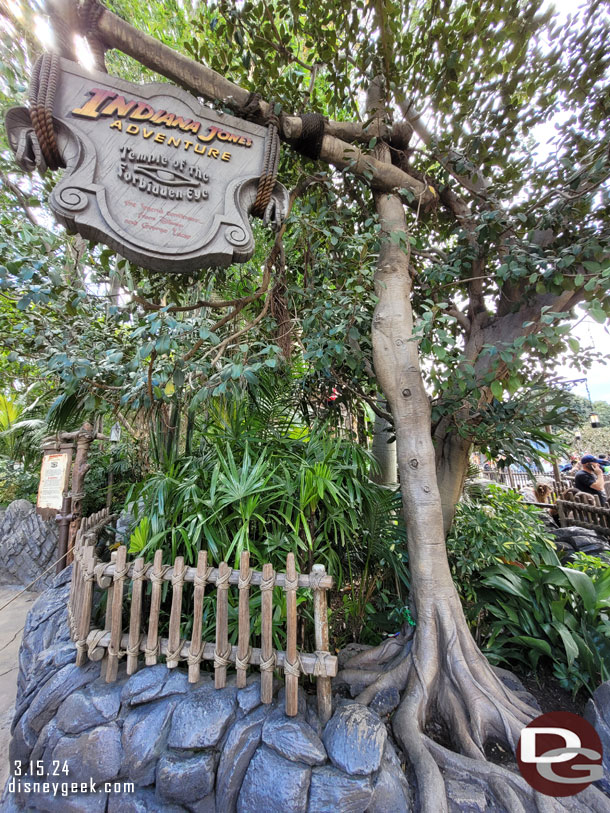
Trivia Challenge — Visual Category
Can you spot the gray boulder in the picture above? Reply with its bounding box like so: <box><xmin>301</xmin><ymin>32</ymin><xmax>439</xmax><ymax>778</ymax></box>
<box><xmin>322</xmin><ymin>703</ymin><xmax>386</xmax><ymax>776</ymax></box>
<box><xmin>168</xmin><ymin>684</ymin><xmax>237</xmax><ymax>750</ymax></box>
<box><xmin>216</xmin><ymin>705</ymin><xmax>270</xmax><ymax>813</ymax></box>
<box><xmin>307</xmin><ymin>765</ymin><xmax>372</xmax><ymax>812</ymax></box>
<box><xmin>156</xmin><ymin>751</ymin><xmax>217</xmax><ymax>804</ymax></box>
<box><xmin>237</xmin><ymin>745</ymin><xmax>311</xmax><ymax>813</ymax></box>
<box><xmin>52</xmin><ymin>722</ymin><xmax>123</xmax><ymax>784</ymax></box>
<box><xmin>122</xmin><ymin>697</ymin><xmax>179</xmax><ymax>785</ymax></box>
<box><xmin>262</xmin><ymin>709</ymin><xmax>327</xmax><ymax>765</ymax></box>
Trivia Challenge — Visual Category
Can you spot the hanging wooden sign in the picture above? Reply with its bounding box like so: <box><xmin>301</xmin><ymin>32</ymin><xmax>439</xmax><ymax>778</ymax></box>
<box><xmin>5</xmin><ymin>58</ymin><xmax>288</xmax><ymax>273</ymax></box>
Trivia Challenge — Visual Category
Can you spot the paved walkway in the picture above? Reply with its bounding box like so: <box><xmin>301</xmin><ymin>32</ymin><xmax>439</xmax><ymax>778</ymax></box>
<box><xmin>0</xmin><ymin>586</ymin><xmax>39</xmax><ymax>789</ymax></box>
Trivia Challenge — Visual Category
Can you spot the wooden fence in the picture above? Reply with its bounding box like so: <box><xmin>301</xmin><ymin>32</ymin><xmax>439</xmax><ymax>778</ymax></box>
<box><xmin>68</xmin><ymin>514</ymin><xmax>336</xmax><ymax>722</ymax></box>
<box><xmin>556</xmin><ymin>489</ymin><xmax>610</xmax><ymax>537</ymax></box>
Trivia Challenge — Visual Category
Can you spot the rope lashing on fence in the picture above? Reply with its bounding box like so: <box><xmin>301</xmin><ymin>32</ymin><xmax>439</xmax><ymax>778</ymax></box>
<box><xmin>312</xmin><ymin>650</ymin><xmax>331</xmax><ymax>677</ymax></box>
<box><xmin>216</xmin><ymin>567</ymin><xmax>231</xmax><ymax>590</ymax></box>
<box><xmin>284</xmin><ymin>572</ymin><xmax>299</xmax><ymax>592</ymax></box>
<box><xmin>126</xmin><ymin>636</ymin><xmax>143</xmax><ymax>659</ymax></box>
<box><xmin>144</xmin><ymin>640</ymin><xmax>160</xmax><ymax>660</ymax></box>
<box><xmin>214</xmin><ymin>645</ymin><xmax>232</xmax><ymax>669</ymax></box>
<box><xmin>260</xmin><ymin>570</ymin><xmax>276</xmax><ymax>591</ymax></box>
<box><xmin>193</xmin><ymin>568</ymin><xmax>213</xmax><ymax>588</ymax></box>
<box><xmin>235</xmin><ymin>647</ymin><xmax>253</xmax><ymax>671</ymax></box>
<box><xmin>149</xmin><ymin>564</ymin><xmax>172</xmax><ymax>585</ymax></box>
<box><xmin>308</xmin><ymin>570</ymin><xmax>326</xmax><ymax>590</ymax></box>
<box><xmin>283</xmin><ymin>656</ymin><xmax>302</xmax><ymax>678</ymax></box>
<box><xmin>259</xmin><ymin>652</ymin><xmax>276</xmax><ymax>672</ymax></box>
<box><xmin>238</xmin><ymin>570</ymin><xmax>253</xmax><ymax>590</ymax></box>
<box><xmin>87</xmin><ymin>629</ymin><xmax>107</xmax><ymax>660</ymax></box>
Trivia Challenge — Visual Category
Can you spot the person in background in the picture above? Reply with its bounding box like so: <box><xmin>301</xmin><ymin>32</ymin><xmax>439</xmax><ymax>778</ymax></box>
<box><xmin>574</xmin><ymin>455</ymin><xmax>608</xmax><ymax>506</ymax></box>
<box><xmin>597</xmin><ymin>454</ymin><xmax>610</xmax><ymax>474</ymax></box>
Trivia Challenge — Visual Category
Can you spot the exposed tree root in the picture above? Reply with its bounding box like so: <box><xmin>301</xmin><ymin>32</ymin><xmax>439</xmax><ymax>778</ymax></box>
<box><xmin>339</xmin><ymin>608</ymin><xmax>609</xmax><ymax>813</ymax></box>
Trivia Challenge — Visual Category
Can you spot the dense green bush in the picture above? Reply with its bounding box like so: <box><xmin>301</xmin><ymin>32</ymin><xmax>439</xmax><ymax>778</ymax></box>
<box><xmin>121</xmin><ymin>387</ymin><xmax>408</xmax><ymax>649</ymax></box>
<box><xmin>477</xmin><ymin>554</ymin><xmax>610</xmax><ymax>695</ymax></box>
<box><xmin>447</xmin><ymin>484</ymin><xmax>556</xmax><ymax>608</ymax></box>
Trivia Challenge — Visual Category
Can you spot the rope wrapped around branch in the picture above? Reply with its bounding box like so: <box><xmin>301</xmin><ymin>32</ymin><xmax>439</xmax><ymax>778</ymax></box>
<box><xmin>260</xmin><ymin>570</ymin><xmax>276</xmax><ymax>591</ymax></box>
<box><xmin>126</xmin><ymin>635</ymin><xmax>143</xmax><ymax>659</ymax></box>
<box><xmin>87</xmin><ymin>629</ymin><xmax>107</xmax><ymax>659</ymax></box>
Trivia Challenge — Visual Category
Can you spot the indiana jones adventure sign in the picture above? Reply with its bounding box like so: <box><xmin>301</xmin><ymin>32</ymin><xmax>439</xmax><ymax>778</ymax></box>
<box><xmin>5</xmin><ymin>58</ymin><xmax>288</xmax><ymax>272</ymax></box>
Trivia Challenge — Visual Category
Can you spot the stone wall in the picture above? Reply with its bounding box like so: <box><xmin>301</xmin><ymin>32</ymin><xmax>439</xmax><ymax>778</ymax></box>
<box><xmin>2</xmin><ymin>571</ymin><xmax>412</xmax><ymax>812</ymax></box>
<box><xmin>0</xmin><ymin>500</ymin><xmax>58</xmax><ymax>590</ymax></box>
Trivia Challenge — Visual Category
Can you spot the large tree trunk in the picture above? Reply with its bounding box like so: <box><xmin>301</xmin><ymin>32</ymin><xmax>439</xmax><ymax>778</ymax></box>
<box><xmin>348</xmin><ymin>144</ymin><xmax>608</xmax><ymax>813</ymax></box>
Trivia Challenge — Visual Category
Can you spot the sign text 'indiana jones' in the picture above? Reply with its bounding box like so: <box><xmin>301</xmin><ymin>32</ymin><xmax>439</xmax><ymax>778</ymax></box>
<box><xmin>6</xmin><ymin>59</ymin><xmax>288</xmax><ymax>273</ymax></box>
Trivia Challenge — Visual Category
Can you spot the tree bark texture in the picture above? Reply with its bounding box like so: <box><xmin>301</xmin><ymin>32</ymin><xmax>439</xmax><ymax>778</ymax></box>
<box><xmin>360</xmin><ymin>145</ymin><xmax>608</xmax><ymax>813</ymax></box>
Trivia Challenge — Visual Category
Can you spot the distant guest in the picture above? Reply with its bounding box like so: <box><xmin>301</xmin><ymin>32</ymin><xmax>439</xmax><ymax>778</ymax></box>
<box><xmin>574</xmin><ymin>455</ymin><xmax>608</xmax><ymax>506</ymax></box>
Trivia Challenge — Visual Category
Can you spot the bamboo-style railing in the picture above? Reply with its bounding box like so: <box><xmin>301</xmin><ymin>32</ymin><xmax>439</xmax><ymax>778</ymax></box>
<box><xmin>68</xmin><ymin>518</ymin><xmax>336</xmax><ymax>722</ymax></box>
<box><xmin>557</xmin><ymin>489</ymin><xmax>610</xmax><ymax>536</ymax></box>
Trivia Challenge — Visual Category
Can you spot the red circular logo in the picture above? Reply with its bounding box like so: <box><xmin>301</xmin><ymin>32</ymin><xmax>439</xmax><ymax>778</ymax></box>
<box><xmin>517</xmin><ymin>711</ymin><xmax>603</xmax><ymax>797</ymax></box>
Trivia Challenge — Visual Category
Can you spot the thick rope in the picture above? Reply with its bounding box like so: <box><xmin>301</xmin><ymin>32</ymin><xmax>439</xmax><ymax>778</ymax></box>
<box><xmin>194</xmin><ymin>567</ymin><xmax>213</xmax><ymax>588</ymax></box>
<box><xmin>290</xmin><ymin>112</ymin><xmax>326</xmax><ymax>160</ymax></box>
<box><xmin>166</xmin><ymin>644</ymin><xmax>183</xmax><ymax>663</ymax></box>
<box><xmin>150</xmin><ymin>564</ymin><xmax>172</xmax><ymax>586</ymax></box>
<box><xmin>144</xmin><ymin>641</ymin><xmax>160</xmax><ymax>660</ymax></box>
<box><xmin>87</xmin><ymin>629</ymin><xmax>107</xmax><ymax>659</ymax></box>
<box><xmin>235</xmin><ymin>647</ymin><xmax>252</xmax><ymax>671</ymax></box>
<box><xmin>238</xmin><ymin>571</ymin><xmax>252</xmax><ymax>590</ymax></box>
<box><xmin>259</xmin><ymin>651</ymin><xmax>276</xmax><ymax>671</ymax></box>
<box><xmin>216</xmin><ymin>568</ymin><xmax>231</xmax><ymax>590</ymax></box>
<box><xmin>283</xmin><ymin>656</ymin><xmax>302</xmax><ymax>677</ymax></box>
<box><xmin>284</xmin><ymin>573</ymin><xmax>299</xmax><ymax>592</ymax></box>
<box><xmin>28</xmin><ymin>54</ymin><xmax>64</xmax><ymax>172</ymax></box>
<box><xmin>126</xmin><ymin>635</ymin><xmax>143</xmax><ymax>659</ymax></box>
<box><xmin>252</xmin><ymin>112</ymin><xmax>281</xmax><ymax>219</ymax></box>
<box><xmin>312</xmin><ymin>650</ymin><xmax>330</xmax><ymax>677</ymax></box>
<box><xmin>260</xmin><ymin>570</ymin><xmax>276</xmax><ymax>591</ymax></box>
<box><xmin>187</xmin><ymin>642</ymin><xmax>204</xmax><ymax>665</ymax></box>
<box><xmin>308</xmin><ymin>571</ymin><xmax>325</xmax><ymax>589</ymax></box>
<box><xmin>214</xmin><ymin>644</ymin><xmax>232</xmax><ymax>669</ymax></box>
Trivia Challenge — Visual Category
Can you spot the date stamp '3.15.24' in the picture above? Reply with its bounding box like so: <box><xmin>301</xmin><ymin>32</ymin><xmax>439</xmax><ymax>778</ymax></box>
<box><xmin>8</xmin><ymin>760</ymin><xmax>135</xmax><ymax>801</ymax></box>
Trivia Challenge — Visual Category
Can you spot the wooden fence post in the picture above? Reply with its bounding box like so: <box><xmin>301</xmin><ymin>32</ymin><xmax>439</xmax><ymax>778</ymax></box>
<box><xmin>284</xmin><ymin>553</ymin><xmax>299</xmax><ymax>716</ymax></box>
<box><xmin>106</xmin><ymin>545</ymin><xmax>127</xmax><ymax>682</ymax></box>
<box><xmin>215</xmin><ymin>562</ymin><xmax>231</xmax><ymax>688</ymax></box>
<box><xmin>145</xmin><ymin>549</ymin><xmax>164</xmax><ymax>666</ymax></box>
<box><xmin>188</xmin><ymin>550</ymin><xmax>208</xmax><ymax>683</ymax></box>
<box><xmin>260</xmin><ymin>562</ymin><xmax>275</xmax><ymax>704</ymax></box>
<box><xmin>167</xmin><ymin>556</ymin><xmax>185</xmax><ymax>668</ymax></box>
<box><xmin>236</xmin><ymin>551</ymin><xmax>252</xmax><ymax>688</ymax></box>
<box><xmin>75</xmin><ymin>546</ymin><xmax>96</xmax><ymax>666</ymax></box>
<box><xmin>126</xmin><ymin>556</ymin><xmax>145</xmax><ymax>675</ymax></box>
<box><xmin>312</xmin><ymin>563</ymin><xmax>332</xmax><ymax>724</ymax></box>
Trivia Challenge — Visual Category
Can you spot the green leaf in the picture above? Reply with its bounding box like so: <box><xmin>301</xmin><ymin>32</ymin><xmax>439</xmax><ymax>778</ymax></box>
<box><xmin>490</xmin><ymin>380</ymin><xmax>503</xmax><ymax>399</ymax></box>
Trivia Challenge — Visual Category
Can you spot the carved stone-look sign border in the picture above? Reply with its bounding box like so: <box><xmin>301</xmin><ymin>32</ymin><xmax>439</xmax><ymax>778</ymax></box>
<box><xmin>5</xmin><ymin>58</ymin><xmax>288</xmax><ymax>273</ymax></box>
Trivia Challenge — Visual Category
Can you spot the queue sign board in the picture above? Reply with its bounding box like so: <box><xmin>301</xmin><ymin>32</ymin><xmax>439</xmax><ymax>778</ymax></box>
<box><xmin>5</xmin><ymin>59</ymin><xmax>287</xmax><ymax>273</ymax></box>
<box><xmin>37</xmin><ymin>452</ymin><xmax>71</xmax><ymax>512</ymax></box>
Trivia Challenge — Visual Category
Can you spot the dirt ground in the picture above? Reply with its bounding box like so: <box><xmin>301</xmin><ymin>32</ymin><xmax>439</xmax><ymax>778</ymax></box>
<box><xmin>0</xmin><ymin>586</ymin><xmax>39</xmax><ymax>790</ymax></box>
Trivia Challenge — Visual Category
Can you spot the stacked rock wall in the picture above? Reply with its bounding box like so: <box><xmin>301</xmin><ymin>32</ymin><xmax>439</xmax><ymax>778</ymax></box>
<box><xmin>3</xmin><ymin>571</ymin><xmax>412</xmax><ymax>812</ymax></box>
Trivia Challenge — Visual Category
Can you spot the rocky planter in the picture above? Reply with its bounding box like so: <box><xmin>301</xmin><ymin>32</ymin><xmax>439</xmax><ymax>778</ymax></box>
<box><xmin>2</xmin><ymin>572</ymin><xmax>412</xmax><ymax>813</ymax></box>
<box><xmin>0</xmin><ymin>500</ymin><xmax>58</xmax><ymax>590</ymax></box>
<box><xmin>7</xmin><ymin>569</ymin><xmax>610</xmax><ymax>812</ymax></box>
